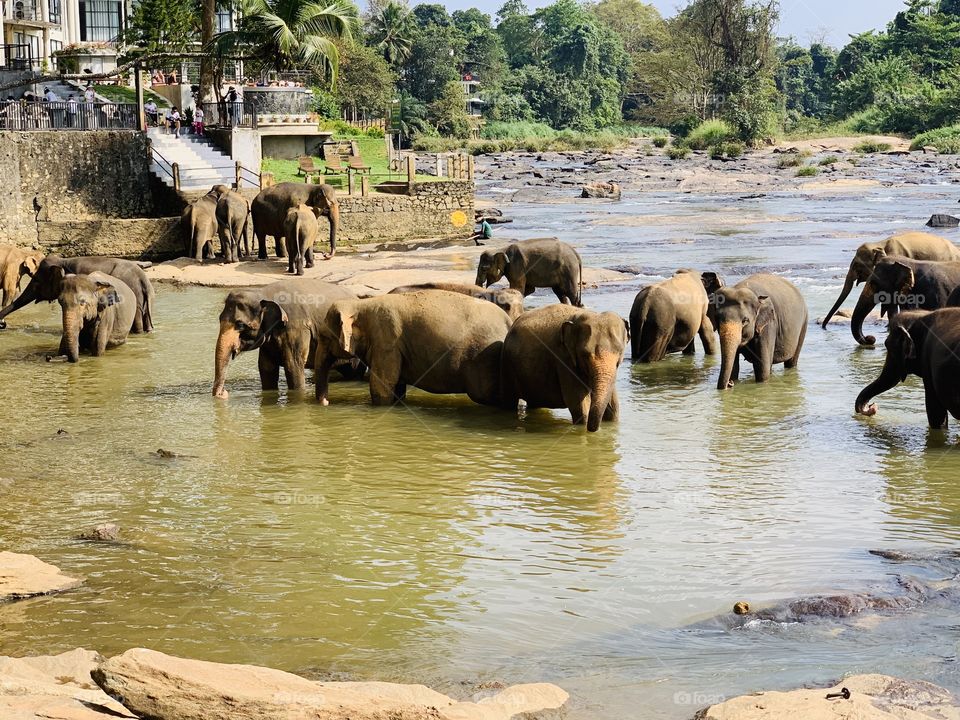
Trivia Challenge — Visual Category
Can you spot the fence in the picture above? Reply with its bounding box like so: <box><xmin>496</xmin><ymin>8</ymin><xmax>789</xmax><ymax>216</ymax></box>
<box><xmin>0</xmin><ymin>101</ymin><xmax>138</xmax><ymax>130</ymax></box>
<box><xmin>296</xmin><ymin>154</ymin><xmax>473</xmax><ymax>197</ymax></box>
<box><xmin>0</xmin><ymin>43</ymin><xmax>33</xmax><ymax>71</ymax></box>
<box><xmin>198</xmin><ymin>101</ymin><xmax>257</xmax><ymax>129</ymax></box>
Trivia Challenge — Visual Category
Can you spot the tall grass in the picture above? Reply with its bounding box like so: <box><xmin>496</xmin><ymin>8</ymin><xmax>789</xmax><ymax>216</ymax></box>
<box><xmin>414</xmin><ymin>123</ymin><xmax>668</xmax><ymax>155</ymax></box>
<box><xmin>911</xmin><ymin>125</ymin><xmax>960</xmax><ymax>153</ymax></box>
<box><xmin>680</xmin><ymin>119</ymin><xmax>735</xmax><ymax>150</ymax></box>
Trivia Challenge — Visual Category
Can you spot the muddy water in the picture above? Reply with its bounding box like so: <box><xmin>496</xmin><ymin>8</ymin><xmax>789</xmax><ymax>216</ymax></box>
<box><xmin>3</xmin><ymin>173</ymin><xmax>960</xmax><ymax>717</ymax></box>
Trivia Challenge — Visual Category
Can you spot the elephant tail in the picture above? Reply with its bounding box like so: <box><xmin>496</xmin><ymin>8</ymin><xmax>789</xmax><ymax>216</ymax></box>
<box><xmin>576</xmin><ymin>255</ymin><xmax>583</xmax><ymax>307</ymax></box>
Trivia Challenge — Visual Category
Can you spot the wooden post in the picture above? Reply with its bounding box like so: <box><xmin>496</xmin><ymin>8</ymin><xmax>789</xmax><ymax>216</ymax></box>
<box><xmin>235</xmin><ymin>161</ymin><xmax>242</xmax><ymax>189</ymax></box>
<box><xmin>446</xmin><ymin>155</ymin><xmax>453</xmax><ymax>179</ymax></box>
<box><xmin>406</xmin><ymin>155</ymin><xmax>416</xmax><ymax>187</ymax></box>
<box><xmin>261</xmin><ymin>171</ymin><xmax>275</xmax><ymax>188</ymax></box>
<box><xmin>361</xmin><ymin>176</ymin><xmax>369</xmax><ymax>197</ymax></box>
<box><xmin>134</xmin><ymin>61</ymin><xmax>145</xmax><ymax>132</ymax></box>
<box><xmin>347</xmin><ymin>169</ymin><xmax>355</xmax><ymax>196</ymax></box>
<box><xmin>172</xmin><ymin>162</ymin><xmax>180</xmax><ymax>191</ymax></box>
<box><xmin>437</xmin><ymin>153</ymin><xmax>443</xmax><ymax>177</ymax></box>
<box><xmin>467</xmin><ymin>154</ymin><xmax>475</xmax><ymax>181</ymax></box>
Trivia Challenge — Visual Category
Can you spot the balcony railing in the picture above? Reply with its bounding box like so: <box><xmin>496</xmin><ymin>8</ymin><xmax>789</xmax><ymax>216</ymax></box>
<box><xmin>0</xmin><ymin>101</ymin><xmax>138</xmax><ymax>130</ymax></box>
<box><xmin>198</xmin><ymin>101</ymin><xmax>257</xmax><ymax>129</ymax></box>
<box><xmin>0</xmin><ymin>43</ymin><xmax>34</xmax><ymax>71</ymax></box>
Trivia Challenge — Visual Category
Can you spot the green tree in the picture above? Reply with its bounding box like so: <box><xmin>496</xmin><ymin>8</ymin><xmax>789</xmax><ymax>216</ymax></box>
<box><xmin>369</xmin><ymin>1</ymin><xmax>415</xmax><ymax>65</ymax></box>
<box><xmin>428</xmin><ymin>79</ymin><xmax>471</xmax><ymax>136</ymax></box>
<box><xmin>336</xmin><ymin>42</ymin><xmax>396</xmax><ymax>117</ymax></box>
<box><xmin>411</xmin><ymin>3</ymin><xmax>450</xmax><ymax>27</ymax></box>
<box><xmin>121</xmin><ymin>0</ymin><xmax>198</xmax><ymax>51</ymax></box>
<box><xmin>400</xmin><ymin>21</ymin><xmax>465</xmax><ymax>102</ymax></box>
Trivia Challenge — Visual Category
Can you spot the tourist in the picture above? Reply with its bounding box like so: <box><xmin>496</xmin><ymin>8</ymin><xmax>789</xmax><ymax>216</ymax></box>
<box><xmin>226</xmin><ymin>86</ymin><xmax>238</xmax><ymax>124</ymax></box>
<box><xmin>66</xmin><ymin>95</ymin><xmax>78</xmax><ymax>128</ymax></box>
<box><xmin>83</xmin><ymin>85</ymin><xmax>95</xmax><ymax>129</ymax></box>
<box><xmin>170</xmin><ymin>106</ymin><xmax>182</xmax><ymax>137</ymax></box>
<box><xmin>151</xmin><ymin>69</ymin><xmax>164</xmax><ymax>85</ymax></box>
<box><xmin>193</xmin><ymin>105</ymin><xmax>204</xmax><ymax>135</ymax></box>
<box><xmin>44</xmin><ymin>87</ymin><xmax>58</xmax><ymax>102</ymax></box>
<box><xmin>471</xmin><ymin>218</ymin><xmax>493</xmax><ymax>246</ymax></box>
<box><xmin>144</xmin><ymin>100</ymin><xmax>158</xmax><ymax>127</ymax></box>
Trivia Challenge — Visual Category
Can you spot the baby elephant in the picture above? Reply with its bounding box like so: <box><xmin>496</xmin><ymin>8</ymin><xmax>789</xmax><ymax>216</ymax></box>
<box><xmin>57</xmin><ymin>271</ymin><xmax>136</xmax><ymax>362</ymax></box>
<box><xmin>0</xmin><ymin>244</ymin><xmax>43</xmax><ymax>308</ymax></box>
<box><xmin>476</xmin><ymin>238</ymin><xmax>582</xmax><ymax>306</ymax></box>
<box><xmin>710</xmin><ymin>274</ymin><xmax>807</xmax><ymax>390</ymax></box>
<box><xmin>389</xmin><ymin>282</ymin><xmax>524</xmax><ymax>320</ymax></box>
<box><xmin>856</xmin><ymin>308</ymin><xmax>960</xmax><ymax>428</ymax></box>
<box><xmin>283</xmin><ymin>204</ymin><xmax>320</xmax><ymax>276</ymax></box>
<box><xmin>501</xmin><ymin>304</ymin><xmax>629</xmax><ymax>432</ymax></box>
<box><xmin>630</xmin><ymin>269</ymin><xmax>720</xmax><ymax>362</ymax></box>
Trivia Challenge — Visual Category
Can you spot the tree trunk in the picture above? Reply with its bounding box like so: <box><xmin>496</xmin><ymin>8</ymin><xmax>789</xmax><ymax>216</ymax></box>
<box><xmin>199</xmin><ymin>0</ymin><xmax>217</xmax><ymax>106</ymax></box>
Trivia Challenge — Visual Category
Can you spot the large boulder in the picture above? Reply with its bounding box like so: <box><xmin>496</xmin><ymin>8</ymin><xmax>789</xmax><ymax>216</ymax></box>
<box><xmin>0</xmin><ymin>551</ymin><xmax>83</xmax><ymax>602</ymax></box>
<box><xmin>93</xmin><ymin>648</ymin><xmax>568</xmax><ymax>720</ymax></box>
<box><xmin>693</xmin><ymin>674</ymin><xmax>960</xmax><ymax>719</ymax></box>
<box><xmin>927</xmin><ymin>214</ymin><xmax>960</xmax><ymax>228</ymax></box>
<box><xmin>580</xmin><ymin>181</ymin><xmax>621</xmax><ymax>199</ymax></box>
<box><xmin>0</xmin><ymin>648</ymin><xmax>136</xmax><ymax>719</ymax></box>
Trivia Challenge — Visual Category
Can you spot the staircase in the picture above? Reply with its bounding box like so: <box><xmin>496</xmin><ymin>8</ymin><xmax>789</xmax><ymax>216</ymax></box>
<box><xmin>146</xmin><ymin>127</ymin><xmax>236</xmax><ymax>190</ymax></box>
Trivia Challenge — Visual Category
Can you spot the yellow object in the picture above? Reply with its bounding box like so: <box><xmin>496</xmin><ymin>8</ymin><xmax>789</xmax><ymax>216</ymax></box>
<box><xmin>450</xmin><ymin>210</ymin><xmax>468</xmax><ymax>228</ymax></box>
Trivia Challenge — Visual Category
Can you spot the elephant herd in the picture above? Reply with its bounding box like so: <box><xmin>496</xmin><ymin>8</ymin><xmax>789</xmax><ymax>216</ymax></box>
<box><xmin>1</xmin><ymin>227</ymin><xmax>960</xmax><ymax>432</ymax></box>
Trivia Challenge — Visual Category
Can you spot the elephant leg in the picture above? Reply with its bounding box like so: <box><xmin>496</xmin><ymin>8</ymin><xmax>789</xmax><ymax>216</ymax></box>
<box><xmin>559</xmin><ymin>372</ymin><xmax>589</xmax><ymax>425</ymax></box>
<box><xmin>682</xmin><ymin>336</ymin><xmax>696</xmax><ymax>355</ymax></box>
<box><xmin>281</xmin><ymin>341</ymin><xmax>308</xmax><ymax>390</ymax></box>
<box><xmin>314</xmin><ymin>352</ymin><xmax>337</xmax><ymax>404</ymax></box>
<box><xmin>368</xmin><ymin>352</ymin><xmax>402</xmax><ymax>406</ymax></box>
<box><xmin>131</xmin><ymin>307</ymin><xmax>145</xmax><ymax>335</ymax></box>
<box><xmin>552</xmin><ymin>285</ymin><xmax>571</xmax><ymax>305</ymax></box>
<box><xmin>276</xmin><ymin>235</ymin><xmax>287</xmax><ymax>258</ymax></box>
<box><xmin>728</xmin><ymin>352</ymin><xmax>741</xmax><ymax>385</ymax></box>
<box><xmin>259</xmin><ymin>350</ymin><xmax>280</xmax><ymax>391</ymax></box>
<box><xmin>93</xmin><ymin>320</ymin><xmax>111</xmax><ymax>356</ymax></box>
<box><xmin>257</xmin><ymin>232</ymin><xmax>268</xmax><ymax>260</ymax></box>
<box><xmin>785</xmin><ymin>321</ymin><xmax>806</xmax><ymax>369</ymax></box>
<box><xmin>925</xmin><ymin>381</ymin><xmax>949</xmax><ymax>430</ymax></box>
<box><xmin>752</xmin><ymin>338</ymin><xmax>776</xmax><ymax>383</ymax></box>
<box><xmin>602</xmin><ymin>389</ymin><xmax>619</xmax><ymax>421</ymax></box>
<box><xmin>393</xmin><ymin>381</ymin><xmax>407</xmax><ymax>404</ymax></box>
<box><xmin>699</xmin><ymin>314</ymin><xmax>718</xmax><ymax>355</ymax></box>
<box><xmin>305</xmin><ymin>246</ymin><xmax>315</xmax><ymax>268</ymax></box>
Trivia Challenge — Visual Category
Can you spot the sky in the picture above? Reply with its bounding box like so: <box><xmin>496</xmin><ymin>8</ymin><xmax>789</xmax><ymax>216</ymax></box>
<box><xmin>435</xmin><ymin>0</ymin><xmax>911</xmax><ymax>49</ymax></box>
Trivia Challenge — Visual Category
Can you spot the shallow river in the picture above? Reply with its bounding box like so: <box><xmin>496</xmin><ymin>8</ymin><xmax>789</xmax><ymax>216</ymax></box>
<box><xmin>2</xmin><ymin>172</ymin><xmax>960</xmax><ymax>717</ymax></box>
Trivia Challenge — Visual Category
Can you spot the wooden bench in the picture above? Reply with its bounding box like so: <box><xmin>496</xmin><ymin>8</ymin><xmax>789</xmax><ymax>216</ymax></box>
<box><xmin>324</xmin><ymin>155</ymin><xmax>344</xmax><ymax>174</ymax></box>
<box><xmin>348</xmin><ymin>155</ymin><xmax>371</xmax><ymax>173</ymax></box>
<box><xmin>297</xmin><ymin>156</ymin><xmax>317</xmax><ymax>176</ymax></box>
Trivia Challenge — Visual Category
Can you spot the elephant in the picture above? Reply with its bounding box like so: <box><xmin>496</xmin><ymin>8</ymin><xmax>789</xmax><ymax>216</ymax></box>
<box><xmin>821</xmin><ymin>231</ymin><xmax>960</xmax><ymax>328</ymax></box>
<box><xmin>856</xmin><ymin>308</ymin><xmax>960</xmax><ymax>429</ymax></box>
<box><xmin>183</xmin><ymin>186</ymin><xmax>227</xmax><ymax>262</ymax></box>
<box><xmin>0</xmin><ymin>255</ymin><xmax>154</xmax><ymax>333</ymax></box>
<box><xmin>56</xmin><ymin>271</ymin><xmax>136</xmax><ymax>362</ymax></box>
<box><xmin>475</xmin><ymin>238</ymin><xmax>582</xmax><ymax>306</ymax></box>
<box><xmin>314</xmin><ymin>290</ymin><xmax>511</xmax><ymax>406</ymax></box>
<box><xmin>251</xmin><ymin>182</ymin><xmax>339</xmax><ymax>261</ymax></box>
<box><xmin>849</xmin><ymin>255</ymin><xmax>960</xmax><ymax>345</ymax></box>
<box><xmin>389</xmin><ymin>282</ymin><xmax>525</xmax><ymax>320</ymax></box>
<box><xmin>711</xmin><ymin>274</ymin><xmax>807</xmax><ymax>390</ymax></box>
<box><xmin>500</xmin><ymin>304</ymin><xmax>629</xmax><ymax>432</ymax></box>
<box><xmin>212</xmin><ymin>278</ymin><xmax>357</xmax><ymax>399</ymax></box>
<box><xmin>0</xmin><ymin>245</ymin><xmax>43</xmax><ymax>308</ymax></box>
<box><xmin>629</xmin><ymin>269</ymin><xmax>719</xmax><ymax>362</ymax></box>
<box><xmin>283</xmin><ymin>204</ymin><xmax>320</xmax><ymax>276</ymax></box>
<box><xmin>215</xmin><ymin>186</ymin><xmax>251</xmax><ymax>263</ymax></box>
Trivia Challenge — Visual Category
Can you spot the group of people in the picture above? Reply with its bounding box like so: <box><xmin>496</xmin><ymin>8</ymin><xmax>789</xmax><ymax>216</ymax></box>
<box><xmin>0</xmin><ymin>84</ymin><xmax>118</xmax><ymax>130</ymax></box>
<box><xmin>144</xmin><ymin>102</ymin><xmax>204</xmax><ymax>137</ymax></box>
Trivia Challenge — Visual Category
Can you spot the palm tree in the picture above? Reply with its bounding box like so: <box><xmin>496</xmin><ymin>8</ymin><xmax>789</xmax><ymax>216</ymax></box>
<box><xmin>369</xmin><ymin>1</ymin><xmax>413</xmax><ymax>66</ymax></box>
<box><xmin>214</xmin><ymin>0</ymin><xmax>359</xmax><ymax>85</ymax></box>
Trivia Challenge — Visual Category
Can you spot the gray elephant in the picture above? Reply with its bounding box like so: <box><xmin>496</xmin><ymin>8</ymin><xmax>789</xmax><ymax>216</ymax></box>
<box><xmin>213</xmin><ymin>278</ymin><xmax>357</xmax><ymax>398</ymax></box>
<box><xmin>475</xmin><ymin>238</ymin><xmax>582</xmax><ymax>306</ymax></box>
<box><xmin>314</xmin><ymin>290</ymin><xmax>511</xmax><ymax>406</ymax></box>
<box><xmin>283</xmin><ymin>204</ymin><xmax>320</xmax><ymax>276</ymax></box>
<box><xmin>711</xmin><ymin>274</ymin><xmax>807</xmax><ymax>390</ymax></box>
<box><xmin>215</xmin><ymin>186</ymin><xmax>251</xmax><ymax>263</ymax></box>
<box><xmin>389</xmin><ymin>282</ymin><xmax>524</xmax><ymax>320</ymax></box>
<box><xmin>821</xmin><ymin>231</ymin><xmax>960</xmax><ymax>327</ymax></box>
<box><xmin>56</xmin><ymin>271</ymin><xmax>136</xmax><ymax>362</ymax></box>
<box><xmin>183</xmin><ymin>186</ymin><xmax>227</xmax><ymax>262</ymax></box>
<box><xmin>630</xmin><ymin>269</ymin><xmax>719</xmax><ymax>362</ymax></box>
<box><xmin>500</xmin><ymin>304</ymin><xmax>628</xmax><ymax>432</ymax></box>
<box><xmin>251</xmin><ymin>182</ymin><xmax>339</xmax><ymax>260</ymax></box>
<box><xmin>850</xmin><ymin>255</ymin><xmax>960</xmax><ymax>345</ymax></box>
<box><xmin>856</xmin><ymin>308</ymin><xmax>960</xmax><ymax>429</ymax></box>
<box><xmin>0</xmin><ymin>255</ymin><xmax>154</xmax><ymax>333</ymax></box>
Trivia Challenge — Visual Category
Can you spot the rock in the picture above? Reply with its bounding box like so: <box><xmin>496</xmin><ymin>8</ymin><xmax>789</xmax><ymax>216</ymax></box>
<box><xmin>93</xmin><ymin>648</ymin><xmax>569</xmax><ymax>720</ymax></box>
<box><xmin>693</xmin><ymin>674</ymin><xmax>960</xmax><ymax>719</ymax></box>
<box><xmin>580</xmin><ymin>181</ymin><xmax>621</xmax><ymax>199</ymax></box>
<box><xmin>733</xmin><ymin>601</ymin><xmax>750</xmax><ymax>615</ymax></box>
<box><xmin>0</xmin><ymin>648</ymin><xmax>136</xmax><ymax>719</ymax></box>
<box><xmin>884</xmin><ymin>150</ymin><xmax>911</xmax><ymax>156</ymax></box>
<box><xmin>923</xmin><ymin>145</ymin><xmax>940</xmax><ymax>154</ymax></box>
<box><xmin>0</xmin><ymin>551</ymin><xmax>83</xmax><ymax>602</ymax></box>
<box><xmin>927</xmin><ymin>214</ymin><xmax>960</xmax><ymax>228</ymax></box>
<box><xmin>76</xmin><ymin>523</ymin><xmax>120</xmax><ymax>542</ymax></box>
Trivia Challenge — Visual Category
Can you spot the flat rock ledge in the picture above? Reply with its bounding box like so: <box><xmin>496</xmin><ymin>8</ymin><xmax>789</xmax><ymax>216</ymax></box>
<box><xmin>694</xmin><ymin>674</ymin><xmax>960</xmax><ymax>719</ymax></box>
<box><xmin>93</xmin><ymin>648</ymin><xmax>569</xmax><ymax>720</ymax></box>
<box><xmin>0</xmin><ymin>551</ymin><xmax>83</xmax><ymax>602</ymax></box>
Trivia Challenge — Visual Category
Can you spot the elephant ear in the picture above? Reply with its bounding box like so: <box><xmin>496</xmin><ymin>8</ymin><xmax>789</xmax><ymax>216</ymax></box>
<box><xmin>871</xmin><ymin>248</ymin><xmax>887</xmax><ymax>265</ymax></box>
<box><xmin>257</xmin><ymin>299</ymin><xmax>288</xmax><ymax>346</ymax></box>
<box><xmin>20</xmin><ymin>255</ymin><xmax>41</xmax><ymax>277</ymax></box>
<box><xmin>622</xmin><ymin>317</ymin><xmax>631</xmax><ymax>342</ymax></box>
<box><xmin>701</xmin><ymin>271</ymin><xmax>723</xmax><ymax>295</ymax></box>
<box><xmin>755</xmin><ymin>295</ymin><xmax>773</xmax><ymax>335</ymax></box>
<box><xmin>326</xmin><ymin>304</ymin><xmax>355</xmax><ymax>354</ymax></box>
<box><xmin>95</xmin><ymin>281</ymin><xmax>120</xmax><ymax>309</ymax></box>
<box><xmin>893</xmin><ymin>262</ymin><xmax>915</xmax><ymax>294</ymax></box>
<box><xmin>492</xmin><ymin>252</ymin><xmax>509</xmax><ymax>277</ymax></box>
<box><xmin>889</xmin><ymin>324</ymin><xmax>916</xmax><ymax>370</ymax></box>
<box><xmin>560</xmin><ymin>320</ymin><xmax>579</xmax><ymax>371</ymax></box>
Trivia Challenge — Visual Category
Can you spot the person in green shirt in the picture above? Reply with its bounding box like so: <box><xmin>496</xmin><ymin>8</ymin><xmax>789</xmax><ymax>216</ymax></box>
<box><xmin>472</xmin><ymin>218</ymin><xmax>493</xmax><ymax>246</ymax></box>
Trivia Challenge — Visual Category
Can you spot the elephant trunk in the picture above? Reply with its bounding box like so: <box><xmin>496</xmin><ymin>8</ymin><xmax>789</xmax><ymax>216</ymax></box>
<box><xmin>326</xmin><ymin>202</ymin><xmax>339</xmax><ymax>258</ymax></box>
<box><xmin>0</xmin><ymin>276</ymin><xmax>40</xmax><ymax>328</ymax></box>
<box><xmin>213</xmin><ymin>323</ymin><xmax>241</xmax><ymax>399</ymax></box>
<box><xmin>821</xmin><ymin>265</ymin><xmax>859</xmax><ymax>328</ymax></box>
<box><xmin>475</xmin><ymin>268</ymin><xmax>487</xmax><ymax>288</ymax></box>
<box><xmin>856</xmin><ymin>358</ymin><xmax>904</xmax><ymax>416</ymax></box>
<box><xmin>851</xmin><ymin>282</ymin><xmax>878</xmax><ymax>346</ymax></box>
<box><xmin>586</xmin><ymin>356</ymin><xmax>617</xmax><ymax>432</ymax></box>
<box><xmin>716</xmin><ymin>321</ymin><xmax>741</xmax><ymax>390</ymax></box>
<box><xmin>61</xmin><ymin>306</ymin><xmax>81</xmax><ymax>363</ymax></box>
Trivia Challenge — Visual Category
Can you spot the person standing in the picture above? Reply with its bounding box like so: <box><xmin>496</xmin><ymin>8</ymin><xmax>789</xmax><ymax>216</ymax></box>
<box><xmin>83</xmin><ymin>85</ymin><xmax>95</xmax><ymax>129</ymax></box>
<box><xmin>193</xmin><ymin>105</ymin><xmax>204</xmax><ymax>135</ymax></box>
<box><xmin>66</xmin><ymin>95</ymin><xmax>78</xmax><ymax>128</ymax></box>
<box><xmin>170</xmin><ymin>106</ymin><xmax>182</xmax><ymax>137</ymax></box>
<box><xmin>226</xmin><ymin>86</ymin><xmax>238</xmax><ymax>125</ymax></box>
<box><xmin>144</xmin><ymin>99</ymin><xmax>158</xmax><ymax>127</ymax></box>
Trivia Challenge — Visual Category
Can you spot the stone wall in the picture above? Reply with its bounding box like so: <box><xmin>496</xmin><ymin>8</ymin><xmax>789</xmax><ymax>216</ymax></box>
<box><xmin>338</xmin><ymin>181</ymin><xmax>474</xmax><ymax>244</ymax></box>
<box><xmin>38</xmin><ymin>218</ymin><xmax>182</xmax><ymax>259</ymax></box>
<box><xmin>0</xmin><ymin>130</ymin><xmax>155</xmax><ymax>247</ymax></box>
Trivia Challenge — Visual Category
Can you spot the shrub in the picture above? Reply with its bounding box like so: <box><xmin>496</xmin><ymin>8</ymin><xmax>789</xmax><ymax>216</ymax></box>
<box><xmin>796</xmin><ymin>165</ymin><xmax>819</xmax><ymax>177</ymax></box>
<box><xmin>853</xmin><ymin>140</ymin><xmax>892</xmax><ymax>154</ymax></box>
<box><xmin>709</xmin><ymin>141</ymin><xmax>744</xmax><ymax>159</ymax></box>
<box><xmin>911</xmin><ymin>125</ymin><xmax>960</xmax><ymax>154</ymax></box>
<box><xmin>667</xmin><ymin>146</ymin><xmax>690</xmax><ymax>160</ymax></box>
<box><xmin>819</xmin><ymin>155</ymin><xmax>840</xmax><ymax>166</ymax></box>
<box><xmin>681</xmin><ymin>119</ymin><xmax>736</xmax><ymax>150</ymax></box>
<box><xmin>365</xmin><ymin>127</ymin><xmax>385</xmax><ymax>138</ymax></box>
<box><xmin>776</xmin><ymin>154</ymin><xmax>803</xmax><ymax>168</ymax></box>
<box><xmin>652</xmin><ymin>136</ymin><xmax>669</xmax><ymax>148</ymax></box>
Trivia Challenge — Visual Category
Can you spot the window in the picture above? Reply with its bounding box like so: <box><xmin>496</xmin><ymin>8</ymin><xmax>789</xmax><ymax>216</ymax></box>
<box><xmin>49</xmin><ymin>0</ymin><xmax>61</xmax><ymax>25</ymax></box>
<box><xmin>79</xmin><ymin>0</ymin><xmax>123</xmax><ymax>42</ymax></box>
<box><xmin>49</xmin><ymin>39</ymin><xmax>62</xmax><ymax>67</ymax></box>
<box><xmin>216</xmin><ymin>6</ymin><xmax>233</xmax><ymax>32</ymax></box>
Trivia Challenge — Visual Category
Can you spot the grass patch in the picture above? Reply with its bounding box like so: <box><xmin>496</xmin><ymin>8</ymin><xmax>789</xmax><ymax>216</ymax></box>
<box><xmin>709</xmin><ymin>141</ymin><xmax>744</xmax><ymax>159</ymax></box>
<box><xmin>911</xmin><ymin>125</ymin><xmax>960</xmax><ymax>153</ymax></box>
<box><xmin>413</xmin><ymin>123</ymin><xmax>668</xmax><ymax>155</ymax></box>
<box><xmin>796</xmin><ymin>165</ymin><xmax>819</xmax><ymax>177</ymax></box>
<box><xmin>652</xmin><ymin>136</ymin><xmax>669</xmax><ymax>148</ymax></box>
<box><xmin>776</xmin><ymin>153</ymin><xmax>804</xmax><ymax>168</ymax></box>
<box><xmin>666</xmin><ymin>146</ymin><xmax>690</xmax><ymax>160</ymax></box>
<box><xmin>818</xmin><ymin>155</ymin><xmax>840</xmax><ymax>165</ymax></box>
<box><xmin>93</xmin><ymin>85</ymin><xmax>169</xmax><ymax>107</ymax></box>
<box><xmin>778</xmin><ymin>113</ymin><xmax>872</xmax><ymax>141</ymax></box>
<box><xmin>853</xmin><ymin>139</ymin><xmax>892</xmax><ymax>154</ymax></box>
<box><xmin>681</xmin><ymin>119</ymin><xmax>736</xmax><ymax>150</ymax></box>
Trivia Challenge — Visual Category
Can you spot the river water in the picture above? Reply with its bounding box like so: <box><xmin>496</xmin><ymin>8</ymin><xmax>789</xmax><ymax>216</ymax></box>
<box><xmin>2</xmin><ymin>168</ymin><xmax>960</xmax><ymax>717</ymax></box>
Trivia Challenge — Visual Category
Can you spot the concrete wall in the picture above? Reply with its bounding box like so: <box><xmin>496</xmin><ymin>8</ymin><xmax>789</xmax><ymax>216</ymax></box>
<box><xmin>338</xmin><ymin>182</ymin><xmax>474</xmax><ymax>244</ymax></box>
<box><xmin>0</xmin><ymin>130</ymin><xmax>155</xmax><ymax>247</ymax></box>
<box><xmin>38</xmin><ymin>218</ymin><xmax>182</xmax><ymax>258</ymax></box>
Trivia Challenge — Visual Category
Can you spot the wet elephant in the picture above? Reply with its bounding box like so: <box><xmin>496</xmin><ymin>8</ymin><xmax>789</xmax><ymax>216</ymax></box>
<box><xmin>314</xmin><ymin>290</ymin><xmax>511</xmax><ymax>406</ymax></box>
<box><xmin>821</xmin><ymin>231</ymin><xmax>960</xmax><ymax>327</ymax></box>
<box><xmin>711</xmin><ymin>274</ymin><xmax>807</xmax><ymax>390</ymax></box>
<box><xmin>56</xmin><ymin>271</ymin><xmax>136</xmax><ymax>362</ymax></box>
<box><xmin>389</xmin><ymin>282</ymin><xmax>525</xmax><ymax>320</ymax></box>
<box><xmin>0</xmin><ymin>244</ymin><xmax>43</xmax><ymax>308</ymax></box>
<box><xmin>215</xmin><ymin>186</ymin><xmax>251</xmax><ymax>263</ymax></box>
<box><xmin>500</xmin><ymin>304</ymin><xmax>628</xmax><ymax>431</ymax></box>
<box><xmin>0</xmin><ymin>255</ymin><xmax>154</xmax><ymax>333</ymax></box>
<box><xmin>849</xmin><ymin>255</ymin><xmax>960</xmax><ymax>345</ymax></box>
<box><xmin>856</xmin><ymin>308</ymin><xmax>960</xmax><ymax>429</ymax></box>
<box><xmin>475</xmin><ymin>238</ymin><xmax>582</xmax><ymax>306</ymax></box>
<box><xmin>283</xmin><ymin>204</ymin><xmax>320</xmax><ymax>276</ymax></box>
<box><xmin>251</xmin><ymin>182</ymin><xmax>339</xmax><ymax>261</ymax></box>
<box><xmin>629</xmin><ymin>269</ymin><xmax>719</xmax><ymax>362</ymax></box>
<box><xmin>183</xmin><ymin>186</ymin><xmax>227</xmax><ymax>262</ymax></box>
<box><xmin>212</xmin><ymin>278</ymin><xmax>357</xmax><ymax>398</ymax></box>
